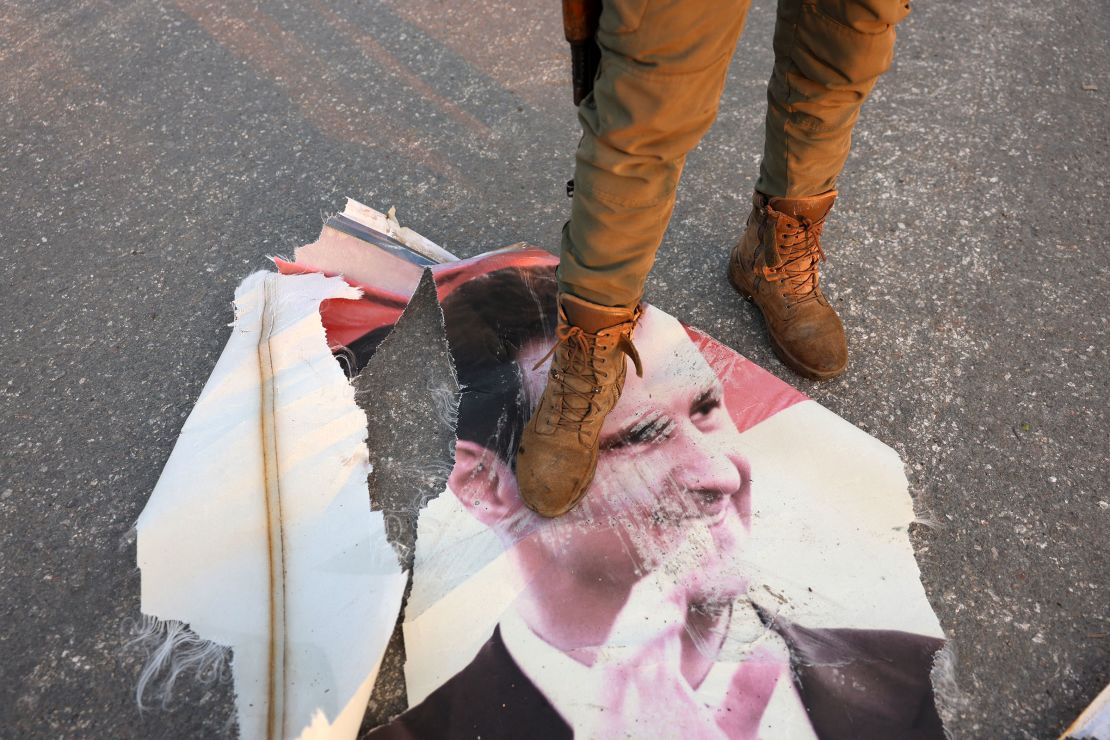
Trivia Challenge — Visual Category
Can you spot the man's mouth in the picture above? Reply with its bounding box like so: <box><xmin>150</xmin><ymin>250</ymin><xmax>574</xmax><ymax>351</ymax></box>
<box><xmin>652</xmin><ymin>490</ymin><xmax>731</xmax><ymax>528</ymax></box>
<box><xmin>691</xmin><ymin>490</ymin><xmax>730</xmax><ymax>527</ymax></box>
<box><xmin>648</xmin><ymin>489</ymin><xmax>738</xmax><ymax>529</ymax></box>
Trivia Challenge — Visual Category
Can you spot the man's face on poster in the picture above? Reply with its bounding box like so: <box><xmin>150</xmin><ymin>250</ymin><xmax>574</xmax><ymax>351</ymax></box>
<box><xmin>455</xmin><ymin>306</ymin><xmax>753</xmax><ymax>608</ymax></box>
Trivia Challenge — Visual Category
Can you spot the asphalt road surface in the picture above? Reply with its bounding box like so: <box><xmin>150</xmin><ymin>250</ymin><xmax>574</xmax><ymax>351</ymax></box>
<box><xmin>1</xmin><ymin>0</ymin><xmax>1107</xmax><ymax>737</ymax></box>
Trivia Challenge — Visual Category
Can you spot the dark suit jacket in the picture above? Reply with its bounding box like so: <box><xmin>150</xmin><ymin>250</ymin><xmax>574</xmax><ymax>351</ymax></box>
<box><xmin>368</xmin><ymin>619</ymin><xmax>945</xmax><ymax>739</ymax></box>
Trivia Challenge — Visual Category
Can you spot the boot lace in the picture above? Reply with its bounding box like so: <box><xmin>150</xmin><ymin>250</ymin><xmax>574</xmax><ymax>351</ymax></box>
<box><xmin>532</xmin><ymin>322</ymin><xmax>642</xmax><ymax>430</ymax></box>
<box><xmin>762</xmin><ymin>208</ymin><xmax>827</xmax><ymax>307</ymax></box>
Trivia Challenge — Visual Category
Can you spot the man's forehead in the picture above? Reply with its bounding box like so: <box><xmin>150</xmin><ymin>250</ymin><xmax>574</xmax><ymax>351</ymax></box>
<box><xmin>632</xmin><ymin>307</ymin><xmax>717</xmax><ymax>387</ymax></box>
<box><xmin>517</xmin><ymin>306</ymin><xmax>716</xmax><ymax>404</ymax></box>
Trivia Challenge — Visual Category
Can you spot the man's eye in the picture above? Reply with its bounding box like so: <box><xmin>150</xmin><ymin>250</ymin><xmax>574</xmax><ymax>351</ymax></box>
<box><xmin>693</xmin><ymin>396</ymin><xmax>722</xmax><ymax>418</ymax></box>
<box><xmin>627</xmin><ymin>418</ymin><xmax>674</xmax><ymax>445</ymax></box>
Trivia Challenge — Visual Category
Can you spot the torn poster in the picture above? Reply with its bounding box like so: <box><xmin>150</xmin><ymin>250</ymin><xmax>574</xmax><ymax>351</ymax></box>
<box><xmin>136</xmin><ymin>271</ymin><xmax>406</xmax><ymax>739</ymax></box>
<box><xmin>1065</xmin><ymin>683</ymin><xmax>1110</xmax><ymax>740</ymax></box>
<box><xmin>290</xmin><ymin>215</ymin><xmax>948</xmax><ymax>739</ymax></box>
<box><xmin>139</xmin><ymin>200</ymin><xmax>946</xmax><ymax>738</ymax></box>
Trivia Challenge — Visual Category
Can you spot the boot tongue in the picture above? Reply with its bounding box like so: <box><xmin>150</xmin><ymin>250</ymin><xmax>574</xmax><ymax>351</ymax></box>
<box><xmin>560</xmin><ymin>293</ymin><xmax>636</xmax><ymax>334</ymax></box>
<box><xmin>767</xmin><ymin>190</ymin><xmax>837</xmax><ymax>224</ymax></box>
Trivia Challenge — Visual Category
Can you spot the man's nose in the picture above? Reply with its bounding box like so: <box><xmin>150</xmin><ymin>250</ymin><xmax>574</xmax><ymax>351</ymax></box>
<box><xmin>677</xmin><ymin>429</ymin><xmax>743</xmax><ymax>496</ymax></box>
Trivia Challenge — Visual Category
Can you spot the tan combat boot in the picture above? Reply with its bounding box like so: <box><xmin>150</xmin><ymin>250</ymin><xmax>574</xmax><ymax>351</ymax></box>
<box><xmin>728</xmin><ymin>190</ymin><xmax>848</xmax><ymax>380</ymax></box>
<box><xmin>515</xmin><ymin>294</ymin><xmax>643</xmax><ymax>517</ymax></box>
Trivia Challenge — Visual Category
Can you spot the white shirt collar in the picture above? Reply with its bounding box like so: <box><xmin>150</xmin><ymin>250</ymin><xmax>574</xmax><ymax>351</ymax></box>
<box><xmin>499</xmin><ymin>606</ymin><xmax>590</xmax><ymax>726</ymax></box>
<box><xmin>499</xmin><ymin>603</ymin><xmax>770</xmax><ymax>725</ymax></box>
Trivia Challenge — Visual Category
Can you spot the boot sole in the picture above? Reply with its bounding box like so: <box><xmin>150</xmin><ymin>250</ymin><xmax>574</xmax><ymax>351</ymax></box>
<box><xmin>529</xmin><ymin>468</ymin><xmax>595</xmax><ymax>518</ymax></box>
<box><xmin>517</xmin><ymin>429</ymin><xmax>600</xmax><ymax>519</ymax></box>
<box><xmin>727</xmin><ymin>257</ymin><xmax>847</xmax><ymax>382</ymax></box>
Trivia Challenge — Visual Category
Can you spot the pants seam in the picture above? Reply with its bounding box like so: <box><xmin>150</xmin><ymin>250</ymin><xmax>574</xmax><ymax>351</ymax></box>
<box><xmin>574</xmin><ymin>182</ymin><xmax>676</xmax><ymax>209</ymax></box>
<box><xmin>804</xmin><ymin>1</ymin><xmax>900</xmax><ymax>36</ymax></box>
<box><xmin>599</xmin><ymin>41</ymin><xmax>738</xmax><ymax>81</ymax></box>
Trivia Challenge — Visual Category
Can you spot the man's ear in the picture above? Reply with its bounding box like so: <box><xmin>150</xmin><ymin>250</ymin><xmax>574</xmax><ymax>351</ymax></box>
<box><xmin>448</xmin><ymin>440</ymin><xmax>526</xmax><ymax>528</ymax></box>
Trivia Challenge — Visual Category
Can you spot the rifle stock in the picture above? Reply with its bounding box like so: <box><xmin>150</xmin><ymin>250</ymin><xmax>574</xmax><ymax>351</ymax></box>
<box><xmin>562</xmin><ymin>0</ymin><xmax>601</xmax><ymax>105</ymax></box>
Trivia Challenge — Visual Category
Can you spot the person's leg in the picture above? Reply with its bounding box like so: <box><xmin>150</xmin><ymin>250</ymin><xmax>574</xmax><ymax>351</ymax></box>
<box><xmin>518</xmin><ymin>0</ymin><xmax>751</xmax><ymax>517</ymax></box>
<box><xmin>729</xmin><ymin>0</ymin><xmax>910</xmax><ymax>381</ymax></box>
<box><xmin>558</xmin><ymin>0</ymin><xmax>752</xmax><ymax>309</ymax></box>
<box><xmin>758</xmin><ymin>0</ymin><xmax>911</xmax><ymax>198</ymax></box>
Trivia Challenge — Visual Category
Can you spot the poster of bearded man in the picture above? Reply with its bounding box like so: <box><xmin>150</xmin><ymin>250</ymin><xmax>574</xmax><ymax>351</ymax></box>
<box><xmin>313</xmin><ymin>241</ymin><xmax>947</xmax><ymax>740</ymax></box>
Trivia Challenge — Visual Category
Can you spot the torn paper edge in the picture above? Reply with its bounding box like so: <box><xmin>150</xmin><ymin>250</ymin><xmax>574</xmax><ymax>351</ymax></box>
<box><xmin>136</xmin><ymin>271</ymin><xmax>407</xmax><ymax>739</ymax></box>
<box><xmin>1063</xmin><ymin>682</ymin><xmax>1110</xmax><ymax>740</ymax></box>
<box><xmin>342</xmin><ymin>199</ymin><xmax>458</xmax><ymax>264</ymax></box>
